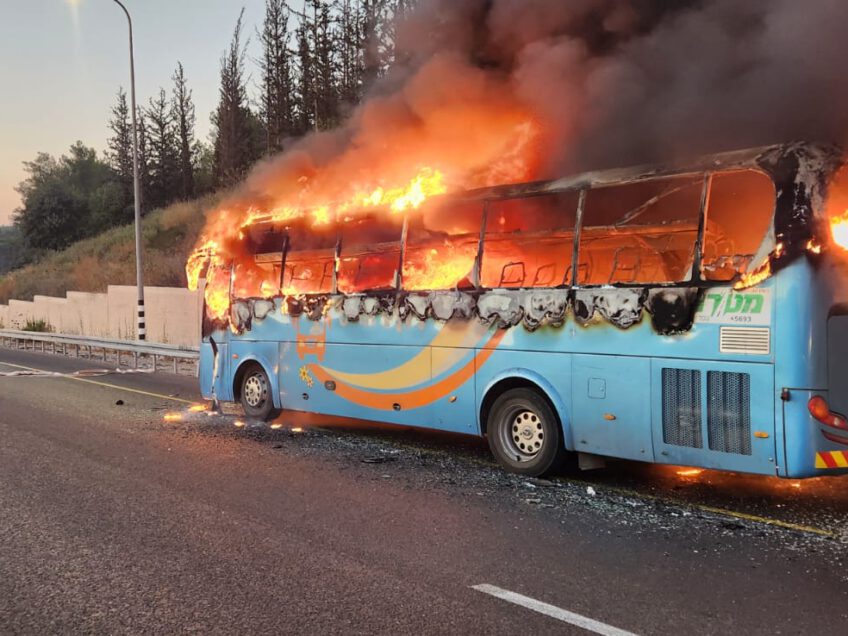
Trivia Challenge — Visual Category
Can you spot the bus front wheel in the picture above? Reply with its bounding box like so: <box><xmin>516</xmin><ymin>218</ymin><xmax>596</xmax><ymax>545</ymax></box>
<box><xmin>239</xmin><ymin>365</ymin><xmax>281</xmax><ymax>421</ymax></box>
<box><xmin>487</xmin><ymin>387</ymin><xmax>566</xmax><ymax>477</ymax></box>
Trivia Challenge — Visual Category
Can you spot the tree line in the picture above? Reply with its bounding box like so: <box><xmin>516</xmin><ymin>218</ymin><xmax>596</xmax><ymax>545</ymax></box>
<box><xmin>6</xmin><ymin>0</ymin><xmax>411</xmax><ymax>270</ymax></box>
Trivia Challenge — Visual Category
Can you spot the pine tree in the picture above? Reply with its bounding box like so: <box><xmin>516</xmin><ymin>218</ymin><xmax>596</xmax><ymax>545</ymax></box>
<box><xmin>145</xmin><ymin>88</ymin><xmax>179</xmax><ymax>208</ymax></box>
<box><xmin>336</xmin><ymin>0</ymin><xmax>364</xmax><ymax>106</ymax></box>
<box><xmin>259</xmin><ymin>0</ymin><xmax>295</xmax><ymax>153</ymax></box>
<box><xmin>106</xmin><ymin>88</ymin><xmax>134</xmax><ymax>200</ymax></box>
<box><xmin>213</xmin><ymin>8</ymin><xmax>263</xmax><ymax>186</ymax></box>
<box><xmin>294</xmin><ymin>20</ymin><xmax>316</xmax><ymax>134</ymax></box>
<box><xmin>310</xmin><ymin>0</ymin><xmax>339</xmax><ymax>129</ymax></box>
<box><xmin>135</xmin><ymin>107</ymin><xmax>152</xmax><ymax>212</ymax></box>
<box><xmin>171</xmin><ymin>62</ymin><xmax>196</xmax><ymax>199</ymax></box>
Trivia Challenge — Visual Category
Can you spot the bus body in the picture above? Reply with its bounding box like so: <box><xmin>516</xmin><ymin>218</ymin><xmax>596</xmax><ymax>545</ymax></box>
<box><xmin>199</xmin><ymin>142</ymin><xmax>848</xmax><ymax>478</ymax></box>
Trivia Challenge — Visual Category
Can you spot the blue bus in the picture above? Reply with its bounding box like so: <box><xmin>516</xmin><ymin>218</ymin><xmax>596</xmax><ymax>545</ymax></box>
<box><xmin>198</xmin><ymin>142</ymin><xmax>848</xmax><ymax>478</ymax></box>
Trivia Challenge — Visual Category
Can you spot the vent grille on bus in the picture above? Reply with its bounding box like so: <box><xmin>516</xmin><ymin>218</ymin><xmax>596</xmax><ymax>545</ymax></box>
<box><xmin>719</xmin><ymin>327</ymin><xmax>770</xmax><ymax>355</ymax></box>
<box><xmin>661</xmin><ymin>368</ymin><xmax>703</xmax><ymax>449</ymax></box>
<box><xmin>707</xmin><ymin>371</ymin><xmax>752</xmax><ymax>455</ymax></box>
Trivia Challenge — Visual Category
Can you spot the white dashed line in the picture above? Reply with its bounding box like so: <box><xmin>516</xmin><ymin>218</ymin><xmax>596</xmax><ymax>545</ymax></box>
<box><xmin>472</xmin><ymin>584</ymin><xmax>638</xmax><ymax>636</ymax></box>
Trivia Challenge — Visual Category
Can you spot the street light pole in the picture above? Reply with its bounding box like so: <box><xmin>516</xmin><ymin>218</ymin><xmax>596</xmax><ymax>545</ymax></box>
<box><xmin>112</xmin><ymin>0</ymin><xmax>145</xmax><ymax>340</ymax></box>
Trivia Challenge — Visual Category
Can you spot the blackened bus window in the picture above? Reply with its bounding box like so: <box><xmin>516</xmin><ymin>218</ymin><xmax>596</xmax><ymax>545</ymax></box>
<box><xmin>579</xmin><ymin>177</ymin><xmax>703</xmax><ymax>285</ymax></box>
<box><xmin>337</xmin><ymin>215</ymin><xmax>404</xmax><ymax>293</ymax></box>
<box><xmin>703</xmin><ymin>170</ymin><xmax>776</xmax><ymax>282</ymax></box>
<box><xmin>233</xmin><ymin>224</ymin><xmax>284</xmax><ymax>298</ymax></box>
<box><xmin>481</xmin><ymin>191</ymin><xmax>579</xmax><ymax>288</ymax></box>
<box><xmin>282</xmin><ymin>221</ymin><xmax>337</xmax><ymax>295</ymax></box>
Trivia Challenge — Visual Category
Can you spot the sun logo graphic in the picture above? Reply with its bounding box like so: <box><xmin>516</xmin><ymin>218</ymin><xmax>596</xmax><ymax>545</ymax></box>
<box><xmin>299</xmin><ymin>365</ymin><xmax>315</xmax><ymax>388</ymax></box>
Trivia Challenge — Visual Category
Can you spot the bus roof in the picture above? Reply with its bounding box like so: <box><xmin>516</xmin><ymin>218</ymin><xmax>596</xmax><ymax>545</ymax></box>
<box><xmin>449</xmin><ymin>141</ymin><xmax>843</xmax><ymax>203</ymax></box>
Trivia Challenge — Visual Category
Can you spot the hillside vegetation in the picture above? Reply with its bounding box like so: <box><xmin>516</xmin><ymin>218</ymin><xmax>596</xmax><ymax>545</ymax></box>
<box><xmin>0</xmin><ymin>193</ymin><xmax>220</xmax><ymax>304</ymax></box>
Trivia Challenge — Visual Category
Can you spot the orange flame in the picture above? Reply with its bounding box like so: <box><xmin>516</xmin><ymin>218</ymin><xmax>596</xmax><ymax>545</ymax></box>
<box><xmin>831</xmin><ymin>209</ymin><xmax>848</xmax><ymax>250</ymax></box>
<box><xmin>402</xmin><ymin>244</ymin><xmax>478</xmax><ymax>291</ymax></box>
<box><xmin>734</xmin><ymin>259</ymin><xmax>772</xmax><ymax>290</ymax></box>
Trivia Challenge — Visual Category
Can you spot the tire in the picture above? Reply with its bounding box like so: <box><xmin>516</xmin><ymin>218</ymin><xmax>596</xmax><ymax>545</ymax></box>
<box><xmin>486</xmin><ymin>387</ymin><xmax>566</xmax><ymax>477</ymax></box>
<box><xmin>239</xmin><ymin>364</ymin><xmax>281</xmax><ymax>421</ymax></box>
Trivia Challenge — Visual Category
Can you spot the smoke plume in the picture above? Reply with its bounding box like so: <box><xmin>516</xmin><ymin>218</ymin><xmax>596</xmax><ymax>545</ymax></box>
<box><xmin>205</xmin><ymin>0</ymin><xmax>848</xmax><ymax>248</ymax></box>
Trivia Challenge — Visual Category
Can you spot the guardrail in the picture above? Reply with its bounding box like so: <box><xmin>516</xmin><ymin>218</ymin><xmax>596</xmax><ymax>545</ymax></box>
<box><xmin>0</xmin><ymin>329</ymin><xmax>199</xmax><ymax>374</ymax></box>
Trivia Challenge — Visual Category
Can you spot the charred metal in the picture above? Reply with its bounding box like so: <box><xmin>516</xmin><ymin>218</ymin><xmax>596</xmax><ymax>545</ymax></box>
<box><xmin>226</xmin><ymin>286</ymin><xmax>702</xmax><ymax>336</ymax></box>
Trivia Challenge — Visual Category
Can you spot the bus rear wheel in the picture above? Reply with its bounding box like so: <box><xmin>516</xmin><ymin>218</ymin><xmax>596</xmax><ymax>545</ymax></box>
<box><xmin>487</xmin><ymin>387</ymin><xmax>566</xmax><ymax>477</ymax></box>
<box><xmin>239</xmin><ymin>365</ymin><xmax>281</xmax><ymax>421</ymax></box>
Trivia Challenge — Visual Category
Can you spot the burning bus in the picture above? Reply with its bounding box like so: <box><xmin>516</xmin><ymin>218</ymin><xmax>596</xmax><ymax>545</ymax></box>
<box><xmin>188</xmin><ymin>141</ymin><xmax>848</xmax><ymax>478</ymax></box>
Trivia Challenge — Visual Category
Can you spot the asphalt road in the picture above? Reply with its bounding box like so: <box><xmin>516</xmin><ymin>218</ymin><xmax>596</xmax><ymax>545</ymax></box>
<box><xmin>1</xmin><ymin>347</ymin><xmax>847</xmax><ymax>635</ymax></box>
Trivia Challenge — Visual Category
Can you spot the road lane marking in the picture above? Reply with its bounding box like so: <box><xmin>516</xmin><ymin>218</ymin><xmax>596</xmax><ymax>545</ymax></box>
<box><xmin>693</xmin><ymin>504</ymin><xmax>834</xmax><ymax>537</ymax></box>
<box><xmin>472</xmin><ymin>584</ymin><xmax>638</xmax><ymax>636</ymax></box>
<box><xmin>0</xmin><ymin>360</ymin><xmax>194</xmax><ymax>404</ymax></box>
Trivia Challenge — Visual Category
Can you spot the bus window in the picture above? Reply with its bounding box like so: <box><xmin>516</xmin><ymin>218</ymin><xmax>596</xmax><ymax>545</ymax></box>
<box><xmin>233</xmin><ymin>224</ymin><xmax>284</xmax><ymax>298</ymax></box>
<box><xmin>403</xmin><ymin>200</ymin><xmax>483</xmax><ymax>291</ymax></box>
<box><xmin>282</xmin><ymin>223</ymin><xmax>337</xmax><ymax>295</ymax></box>
<box><xmin>579</xmin><ymin>177</ymin><xmax>703</xmax><ymax>285</ymax></box>
<box><xmin>703</xmin><ymin>170</ymin><xmax>776</xmax><ymax>281</ymax></box>
<box><xmin>337</xmin><ymin>215</ymin><xmax>404</xmax><ymax>293</ymax></box>
<box><xmin>481</xmin><ymin>191</ymin><xmax>579</xmax><ymax>288</ymax></box>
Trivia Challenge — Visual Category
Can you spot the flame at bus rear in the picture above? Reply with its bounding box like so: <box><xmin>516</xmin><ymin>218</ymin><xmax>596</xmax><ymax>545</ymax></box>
<box><xmin>831</xmin><ymin>210</ymin><xmax>848</xmax><ymax>251</ymax></box>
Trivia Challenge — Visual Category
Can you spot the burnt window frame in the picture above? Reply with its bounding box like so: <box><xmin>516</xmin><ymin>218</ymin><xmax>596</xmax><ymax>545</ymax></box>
<box><xmin>476</xmin><ymin>190</ymin><xmax>582</xmax><ymax>290</ymax></box>
<box><xmin>573</xmin><ymin>173</ymin><xmax>710</xmax><ymax>289</ymax></box>
<box><xmin>399</xmin><ymin>198</ymin><xmax>486</xmax><ymax>292</ymax></box>
<box><xmin>336</xmin><ymin>214</ymin><xmax>405</xmax><ymax>294</ymax></box>
<box><xmin>280</xmin><ymin>228</ymin><xmax>339</xmax><ymax>296</ymax></box>
<box><xmin>699</xmin><ymin>168</ymin><xmax>779</xmax><ymax>284</ymax></box>
<box><xmin>228</xmin><ymin>166</ymin><xmax>781</xmax><ymax>300</ymax></box>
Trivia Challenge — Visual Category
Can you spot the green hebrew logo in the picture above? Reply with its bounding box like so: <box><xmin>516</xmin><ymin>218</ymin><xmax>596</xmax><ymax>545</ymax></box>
<box><xmin>698</xmin><ymin>291</ymin><xmax>765</xmax><ymax>316</ymax></box>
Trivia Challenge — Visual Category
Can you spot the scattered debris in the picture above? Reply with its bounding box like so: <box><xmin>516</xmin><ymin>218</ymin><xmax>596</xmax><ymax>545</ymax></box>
<box><xmin>587</xmin><ymin>486</ymin><xmax>597</xmax><ymax>496</ymax></box>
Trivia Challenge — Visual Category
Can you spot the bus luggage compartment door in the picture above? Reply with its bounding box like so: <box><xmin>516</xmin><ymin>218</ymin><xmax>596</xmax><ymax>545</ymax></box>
<box><xmin>571</xmin><ymin>355</ymin><xmax>654</xmax><ymax>462</ymax></box>
<box><xmin>650</xmin><ymin>360</ymin><xmax>776</xmax><ymax>474</ymax></box>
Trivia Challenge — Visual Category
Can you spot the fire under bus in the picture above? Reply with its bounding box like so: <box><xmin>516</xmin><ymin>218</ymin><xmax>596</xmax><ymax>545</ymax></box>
<box><xmin>197</xmin><ymin>142</ymin><xmax>848</xmax><ymax>478</ymax></box>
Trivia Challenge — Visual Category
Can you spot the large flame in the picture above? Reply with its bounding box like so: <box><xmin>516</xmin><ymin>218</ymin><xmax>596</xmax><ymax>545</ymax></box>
<box><xmin>188</xmin><ymin>107</ymin><xmax>541</xmax><ymax>324</ymax></box>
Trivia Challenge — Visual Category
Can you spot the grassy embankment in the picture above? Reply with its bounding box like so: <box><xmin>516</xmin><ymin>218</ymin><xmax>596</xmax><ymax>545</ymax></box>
<box><xmin>0</xmin><ymin>193</ymin><xmax>221</xmax><ymax>304</ymax></box>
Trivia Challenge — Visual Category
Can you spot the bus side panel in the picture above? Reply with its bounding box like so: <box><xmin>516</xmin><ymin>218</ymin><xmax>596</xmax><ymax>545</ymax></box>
<box><xmin>431</xmin><ymin>344</ymin><xmax>481</xmax><ymax>433</ymax></box>
<box><xmin>571</xmin><ymin>355</ymin><xmax>654</xmax><ymax>462</ymax></box>
<box><xmin>278</xmin><ymin>341</ymin><xmax>435</xmax><ymax>427</ymax></box>
<box><xmin>650</xmin><ymin>359</ymin><xmax>776</xmax><ymax>475</ymax></box>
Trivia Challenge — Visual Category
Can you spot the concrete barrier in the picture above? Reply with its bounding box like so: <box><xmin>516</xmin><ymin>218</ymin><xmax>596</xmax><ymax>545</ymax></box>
<box><xmin>0</xmin><ymin>284</ymin><xmax>203</xmax><ymax>346</ymax></box>
<box><xmin>7</xmin><ymin>299</ymin><xmax>36</xmax><ymax>330</ymax></box>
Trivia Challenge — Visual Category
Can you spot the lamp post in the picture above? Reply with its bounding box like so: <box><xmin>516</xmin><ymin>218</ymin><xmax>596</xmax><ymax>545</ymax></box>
<box><xmin>112</xmin><ymin>0</ymin><xmax>145</xmax><ymax>340</ymax></box>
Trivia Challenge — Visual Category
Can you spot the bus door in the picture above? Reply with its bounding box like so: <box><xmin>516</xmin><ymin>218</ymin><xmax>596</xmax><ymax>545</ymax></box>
<box><xmin>650</xmin><ymin>359</ymin><xmax>776</xmax><ymax>474</ymax></box>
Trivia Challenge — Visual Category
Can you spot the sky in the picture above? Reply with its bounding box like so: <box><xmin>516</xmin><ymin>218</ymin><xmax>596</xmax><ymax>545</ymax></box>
<box><xmin>0</xmin><ymin>0</ymin><xmax>277</xmax><ymax>225</ymax></box>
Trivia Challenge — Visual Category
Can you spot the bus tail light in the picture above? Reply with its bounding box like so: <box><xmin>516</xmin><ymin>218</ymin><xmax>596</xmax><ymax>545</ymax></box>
<box><xmin>808</xmin><ymin>396</ymin><xmax>848</xmax><ymax>431</ymax></box>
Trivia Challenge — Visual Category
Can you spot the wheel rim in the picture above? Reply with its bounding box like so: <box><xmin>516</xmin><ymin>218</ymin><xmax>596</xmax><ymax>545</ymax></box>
<box><xmin>499</xmin><ymin>406</ymin><xmax>545</xmax><ymax>461</ymax></box>
<box><xmin>243</xmin><ymin>373</ymin><xmax>267</xmax><ymax>408</ymax></box>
